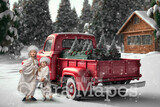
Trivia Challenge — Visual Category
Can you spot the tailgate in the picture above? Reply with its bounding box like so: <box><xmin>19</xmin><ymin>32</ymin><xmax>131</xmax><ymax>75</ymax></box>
<box><xmin>97</xmin><ymin>59</ymin><xmax>141</xmax><ymax>80</ymax></box>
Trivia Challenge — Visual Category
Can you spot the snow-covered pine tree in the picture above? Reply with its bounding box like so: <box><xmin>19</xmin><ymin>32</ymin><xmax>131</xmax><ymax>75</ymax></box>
<box><xmin>86</xmin><ymin>41</ymin><xmax>93</xmax><ymax>54</ymax></box>
<box><xmin>8</xmin><ymin>2</ymin><xmax>24</xmax><ymax>55</ymax></box>
<box><xmin>147</xmin><ymin>0</ymin><xmax>160</xmax><ymax>38</ymax></box>
<box><xmin>55</xmin><ymin>0</ymin><xmax>73</xmax><ymax>32</ymax></box>
<box><xmin>78</xmin><ymin>40</ymin><xmax>83</xmax><ymax>51</ymax></box>
<box><xmin>18</xmin><ymin>0</ymin><xmax>53</xmax><ymax>45</ymax></box>
<box><xmin>79</xmin><ymin>0</ymin><xmax>92</xmax><ymax>32</ymax></box>
<box><xmin>91</xmin><ymin>0</ymin><xmax>99</xmax><ymax>18</ymax></box>
<box><xmin>82</xmin><ymin>40</ymin><xmax>89</xmax><ymax>51</ymax></box>
<box><xmin>96</xmin><ymin>31</ymin><xmax>109</xmax><ymax>58</ymax></box>
<box><xmin>91</xmin><ymin>0</ymin><xmax>110</xmax><ymax>43</ymax></box>
<box><xmin>108</xmin><ymin>38</ymin><xmax>121</xmax><ymax>60</ymax></box>
<box><xmin>97</xmin><ymin>31</ymin><xmax>107</xmax><ymax>50</ymax></box>
<box><xmin>0</xmin><ymin>0</ymin><xmax>17</xmax><ymax>53</ymax></box>
<box><xmin>71</xmin><ymin>7</ymin><xmax>78</xmax><ymax>32</ymax></box>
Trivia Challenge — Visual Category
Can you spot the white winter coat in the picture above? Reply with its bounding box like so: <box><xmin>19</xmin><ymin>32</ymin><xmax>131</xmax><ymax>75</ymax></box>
<box><xmin>17</xmin><ymin>57</ymin><xmax>38</xmax><ymax>96</ymax></box>
<box><xmin>37</xmin><ymin>66</ymin><xmax>52</xmax><ymax>96</ymax></box>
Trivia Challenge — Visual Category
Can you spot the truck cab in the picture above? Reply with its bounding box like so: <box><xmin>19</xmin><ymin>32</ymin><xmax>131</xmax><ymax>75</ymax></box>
<box><xmin>37</xmin><ymin>33</ymin><xmax>96</xmax><ymax>81</ymax></box>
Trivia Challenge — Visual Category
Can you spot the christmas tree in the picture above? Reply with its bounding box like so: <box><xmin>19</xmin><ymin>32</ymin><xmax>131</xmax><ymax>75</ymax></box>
<box><xmin>68</xmin><ymin>37</ymin><xmax>79</xmax><ymax>55</ymax></box>
<box><xmin>108</xmin><ymin>38</ymin><xmax>121</xmax><ymax>60</ymax></box>
<box><xmin>86</xmin><ymin>41</ymin><xmax>93</xmax><ymax>55</ymax></box>
<box><xmin>96</xmin><ymin>31</ymin><xmax>108</xmax><ymax>59</ymax></box>
<box><xmin>97</xmin><ymin>31</ymin><xmax>108</xmax><ymax>50</ymax></box>
<box><xmin>18</xmin><ymin>0</ymin><xmax>53</xmax><ymax>45</ymax></box>
<box><xmin>0</xmin><ymin>0</ymin><xmax>17</xmax><ymax>53</ymax></box>
<box><xmin>82</xmin><ymin>40</ymin><xmax>89</xmax><ymax>51</ymax></box>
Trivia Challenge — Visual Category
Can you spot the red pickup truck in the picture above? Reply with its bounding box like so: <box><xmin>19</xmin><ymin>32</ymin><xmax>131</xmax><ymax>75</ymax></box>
<box><xmin>36</xmin><ymin>33</ymin><xmax>145</xmax><ymax>100</ymax></box>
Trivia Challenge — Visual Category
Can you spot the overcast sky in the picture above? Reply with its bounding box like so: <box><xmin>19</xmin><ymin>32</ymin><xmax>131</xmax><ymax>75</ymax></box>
<box><xmin>9</xmin><ymin>0</ymin><xmax>93</xmax><ymax>22</ymax></box>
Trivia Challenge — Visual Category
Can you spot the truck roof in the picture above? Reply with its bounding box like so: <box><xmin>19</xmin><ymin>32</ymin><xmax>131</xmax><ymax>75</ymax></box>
<box><xmin>48</xmin><ymin>32</ymin><xmax>95</xmax><ymax>38</ymax></box>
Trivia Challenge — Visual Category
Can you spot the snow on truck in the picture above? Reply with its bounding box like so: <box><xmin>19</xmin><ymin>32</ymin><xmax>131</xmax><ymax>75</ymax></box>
<box><xmin>28</xmin><ymin>33</ymin><xmax>146</xmax><ymax>100</ymax></box>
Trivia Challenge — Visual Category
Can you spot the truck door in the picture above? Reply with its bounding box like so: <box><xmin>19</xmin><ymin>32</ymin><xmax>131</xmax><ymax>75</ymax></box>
<box><xmin>37</xmin><ymin>38</ymin><xmax>56</xmax><ymax>80</ymax></box>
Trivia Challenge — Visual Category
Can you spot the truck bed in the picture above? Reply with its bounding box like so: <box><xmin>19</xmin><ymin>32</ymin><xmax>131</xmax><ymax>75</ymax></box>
<box><xmin>57</xmin><ymin>58</ymin><xmax>141</xmax><ymax>83</ymax></box>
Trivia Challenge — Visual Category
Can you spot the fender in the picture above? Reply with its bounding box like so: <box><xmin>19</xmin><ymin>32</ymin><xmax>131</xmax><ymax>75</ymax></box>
<box><xmin>61</xmin><ymin>67</ymin><xmax>92</xmax><ymax>91</ymax></box>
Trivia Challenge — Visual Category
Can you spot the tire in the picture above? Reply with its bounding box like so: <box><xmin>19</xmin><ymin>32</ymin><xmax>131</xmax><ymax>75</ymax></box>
<box><xmin>66</xmin><ymin>78</ymin><xmax>81</xmax><ymax>100</ymax></box>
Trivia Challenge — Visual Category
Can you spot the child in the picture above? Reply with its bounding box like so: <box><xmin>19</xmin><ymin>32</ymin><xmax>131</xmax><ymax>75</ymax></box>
<box><xmin>37</xmin><ymin>57</ymin><xmax>53</xmax><ymax>101</ymax></box>
<box><xmin>17</xmin><ymin>45</ymin><xmax>39</xmax><ymax>101</ymax></box>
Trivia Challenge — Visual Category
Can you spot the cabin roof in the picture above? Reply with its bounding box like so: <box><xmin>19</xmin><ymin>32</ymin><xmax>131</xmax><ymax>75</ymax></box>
<box><xmin>117</xmin><ymin>11</ymin><xmax>158</xmax><ymax>35</ymax></box>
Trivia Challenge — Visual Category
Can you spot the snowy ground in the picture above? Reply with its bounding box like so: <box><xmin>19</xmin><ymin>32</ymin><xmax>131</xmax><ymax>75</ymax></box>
<box><xmin>0</xmin><ymin>52</ymin><xmax>160</xmax><ymax>107</ymax></box>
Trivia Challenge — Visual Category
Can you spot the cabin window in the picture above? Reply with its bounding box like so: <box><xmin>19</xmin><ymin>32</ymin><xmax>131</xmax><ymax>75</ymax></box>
<box><xmin>133</xmin><ymin>16</ymin><xmax>140</xmax><ymax>24</ymax></box>
<box><xmin>135</xmin><ymin>36</ymin><xmax>141</xmax><ymax>45</ymax></box>
<box><xmin>145</xmin><ymin>35</ymin><xmax>152</xmax><ymax>44</ymax></box>
<box><xmin>127</xmin><ymin>35</ymin><xmax>152</xmax><ymax>45</ymax></box>
<box><xmin>44</xmin><ymin>39</ymin><xmax>53</xmax><ymax>51</ymax></box>
<box><xmin>127</xmin><ymin>36</ymin><xmax>131</xmax><ymax>45</ymax></box>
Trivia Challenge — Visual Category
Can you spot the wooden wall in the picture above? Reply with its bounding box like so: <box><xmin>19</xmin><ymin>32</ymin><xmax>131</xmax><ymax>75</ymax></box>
<box><xmin>121</xmin><ymin>14</ymin><xmax>156</xmax><ymax>53</ymax></box>
<box><xmin>124</xmin><ymin>32</ymin><xmax>155</xmax><ymax>53</ymax></box>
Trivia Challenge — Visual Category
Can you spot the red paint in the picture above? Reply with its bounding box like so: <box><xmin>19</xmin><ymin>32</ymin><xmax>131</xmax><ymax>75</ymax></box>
<box><xmin>23</xmin><ymin>33</ymin><xmax>142</xmax><ymax>91</ymax></box>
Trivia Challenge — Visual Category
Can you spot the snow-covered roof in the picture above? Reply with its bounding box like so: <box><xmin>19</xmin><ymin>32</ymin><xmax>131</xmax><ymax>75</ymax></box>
<box><xmin>135</xmin><ymin>11</ymin><xmax>158</xmax><ymax>30</ymax></box>
<box><xmin>117</xmin><ymin>11</ymin><xmax>158</xmax><ymax>35</ymax></box>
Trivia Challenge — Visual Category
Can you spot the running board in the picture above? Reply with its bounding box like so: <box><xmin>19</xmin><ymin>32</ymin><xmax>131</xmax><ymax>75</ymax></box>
<box><xmin>93</xmin><ymin>81</ymin><xmax>146</xmax><ymax>91</ymax></box>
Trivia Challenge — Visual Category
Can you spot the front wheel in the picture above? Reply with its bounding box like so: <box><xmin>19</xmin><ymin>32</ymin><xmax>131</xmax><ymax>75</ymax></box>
<box><xmin>66</xmin><ymin>78</ymin><xmax>81</xmax><ymax>100</ymax></box>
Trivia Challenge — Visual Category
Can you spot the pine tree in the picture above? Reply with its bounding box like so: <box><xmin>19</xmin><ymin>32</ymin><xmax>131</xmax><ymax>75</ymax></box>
<box><xmin>8</xmin><ymin>2</ymin><xmax>24</xmax><ymax>55</ymax></box>
<box><xmin>86</xmin><ymin>41</ymin><xmax>93</xmax><ymax>54</ymax></box>
<box><xmin>55</xmin><ymin>0</ymin><xmax>73</xmax><ymax>32</ymax></box>
<box><xmin>79</xmin><ymin>0</ymin><xmax>92</xmax><ymax>32</ymax></box>
<box><xmin>91</xmin><ymin>0</ymin><xmax>99</xmax><ymax>18</ymax></box>
<box><xmin>97</xmin><ymin>31</ymin><xmax>108</xmax><ymax>50</ymax></box>
<box><xmin>147</xmin><ymin>0</ymin><xmax>160</xmax><ymax>38</ymax></box>
<box><xmin>78</xmin><ymin>40</ymin><xmax>83</xmax><ymax>51</ymax></box>
<box><xmin>18</xmin><ymin>0</ymin><xmax>53</xmax><ymax>45</ymax></box>
<box><xmin>108</xmin><ymin>38</ymin><xmax>121</xmax><ymax>60</ymax></box>
<box><xmin>68</xmin><ymin>37</ymin><xmax>79</xmax><ymax>54</ymax></box>
<box><xmin>0</xmin><ymin>0</ymin><xmax>17</xmax><ymax>53</ymax></box>
<box><xmin>71</xmin><ymin>7</ymin><xmax>78</xmax><ymax>32</ymax></box>
<box><xmin>82</xmin><ymin>40</ymin><xmax>89</xmax><ymax>51</ymax></box>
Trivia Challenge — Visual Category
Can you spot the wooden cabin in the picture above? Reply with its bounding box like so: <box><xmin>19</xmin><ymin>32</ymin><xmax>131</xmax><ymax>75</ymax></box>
<box><xmin>117</xmin><ymin>11</ymin><xmax>160</xmax><ymax>53</ymax></box>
